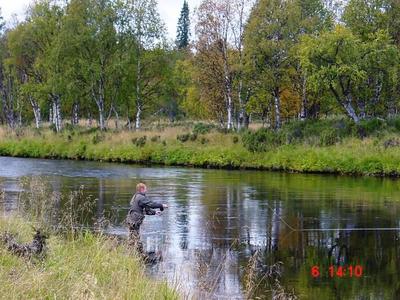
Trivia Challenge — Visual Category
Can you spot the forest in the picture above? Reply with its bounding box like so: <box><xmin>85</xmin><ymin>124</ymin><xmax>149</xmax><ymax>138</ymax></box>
<box><xmin>0</xmin><ymin>0</ymin><xmax>399</xmax><ymax>132</ymax></box>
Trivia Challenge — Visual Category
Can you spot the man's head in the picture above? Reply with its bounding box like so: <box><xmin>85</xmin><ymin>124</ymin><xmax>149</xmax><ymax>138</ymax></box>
<box><xmin>136</xmin><ymin>182</ymin><xmax>147</xmax><ymax>194</ymax></box>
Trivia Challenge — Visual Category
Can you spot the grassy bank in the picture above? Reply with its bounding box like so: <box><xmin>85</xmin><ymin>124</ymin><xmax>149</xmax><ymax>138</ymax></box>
<box><xmin>1</xmin><ymin>118</ymin><xmax>400</xmax><ymax>176</ymax></box>
<box><xmin>0</xmin><ymin>215</ymin><xmax>178</xmax><ymax>299</ymax></box>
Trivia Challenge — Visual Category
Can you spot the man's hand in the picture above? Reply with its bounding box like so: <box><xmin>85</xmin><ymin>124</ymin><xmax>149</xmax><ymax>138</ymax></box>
<box><xmin>156</xmin><ymin>211</ymin><xmax>162</xmax><ymax>216</ymax></box>
<box><xmin>162</xmin><ymin>204</ymin><xmax>168</xmax><ymax>209</ymax></box>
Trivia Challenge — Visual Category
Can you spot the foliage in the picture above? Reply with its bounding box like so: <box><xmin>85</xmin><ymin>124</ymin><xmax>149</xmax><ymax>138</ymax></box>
<box><xmin>193</xmin><ymin>122</ymin><xmax>214</xmax><ymax>135</ymax></box>
<box><xmin>176</xmin><ymin>0</ymin><xmax>190</xmax><ymax>49</ymax></box>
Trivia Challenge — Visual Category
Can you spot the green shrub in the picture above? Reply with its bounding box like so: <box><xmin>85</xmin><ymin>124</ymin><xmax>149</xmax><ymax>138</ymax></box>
<box><xmin>177</xmin><ymin>133</ymin><xmax>197</xmax><ymax>142</ymax></box>
<box><xmin>354</xmin><ymin>118</ymin><xmax>386</xmax><ymax>138</ymax></box>
<box><xmin>193</xmin><ymin>123</ymin><xmax>214</xmax><ymax>135</ymax></box>
<box><xmin>49</xmin><ymin>124</ymin><xmax>57</xmax><ymax>133</ymax></box>
<box><xmin>64</xmin><ymin>123</ymin><xmax>75</xmax><ymax>132</ymax></box>
<box><xmin>189</xmin><ymin>133</ymin><xmax>197</xmax><ymax>141</ymax></box>
<box><xmin>201</xmin><ymin>137</ymin><xmax>208</xmax><ymax>144</ymax></box>
<box><xmin>92</xmin><ymin>133</ymin><xmax>104</xmax><ymax>144</ymax></box>
<box><xmin>151</xmin><ymin>135</ymin><xmax>161</xmax><ymax>142</ymax></box>
<box><xmin>177</xmin><ymin>133</ymin><xmax>190</xmax><ymax>142</ymax></box>
<box><xmin>319</xmin><ymin>128</ymin><xmax>339</xmax><ymax>146</ymax></box>
<box><xmin>387</xmin><ymin>116</ymin><xmax>400</xmax><ymax>131</ymax></box>
<box><xmin>132</xmin><ymin>136</ymin><xmax>147</xmax><ymax>147</ymax></box>
<box><xmin>242</xmin><ymin>128</ymin><xmax>281</xmax><ymax>152</ymax></box>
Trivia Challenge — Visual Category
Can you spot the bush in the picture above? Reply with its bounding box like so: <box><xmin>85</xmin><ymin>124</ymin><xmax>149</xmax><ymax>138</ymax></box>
<box><xmin>319</xmin><ymin>128</ymin><xmax>339</xmax><ymax>146</ymax></box>
<box><xmin>354</xmin><ymin>118</ymin><xmax>386</xmax><ymax>138</ymax></box>
<box><xmin>386</xmin><ymin>116</ymin><xmax>400</xmax><ymax>132</ymax></box>
<box><xmin>177</xmin><ymin>133</ymin><xmax>197</xmax><ymax>142</ymax></box>
<box><xmin>383</xmin><ymin>138</ymin><xmax>400</xmax><ymax>148</ymax></box>
<box><xmin>132</xmin><ymin>136</ymin><xmax>147</xmax><ymax>147</ymax></box>
<box><xmin>177</xmin><ymin>133</ymin><xmax>190</xmax><ymax>142</ymax></box>
<box><xmin>151</xmin><ymin>135</ymin><xmax>161</xmax><ymax>142</ymax></box>
<box><xmin>242</xmin><ymin>128</ymin><xmax>282</xmax><ymax>152</ymax></box>
<box><xmin>189</xmin><ymin>133</ymin><xmax>197</xmax><ymax>141</ymax></box>
<box><xmin>193</xmin><ymin>123</ymin><xmax>214</xmax><ymax>135</ymax></box>
<box><xmin>200</xmin><ymin>137</ymin><xmax>208</xmax><ymax>144</ymax></box>
<box><xmin>64</xmin><ymin>123</ymin><xmax>75</xmax><ymax>132</ymax></box>
<box><xmin>92</xmin><ymin>133</ymin><xmax>104</xmax><ymax>144</ymax></box>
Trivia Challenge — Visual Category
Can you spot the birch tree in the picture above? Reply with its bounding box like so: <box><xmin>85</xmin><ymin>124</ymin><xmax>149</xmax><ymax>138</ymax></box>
<box><xmin>244</xmin><ymin>0</ymin><xmax>301</xmax><ymax>129</ymax></box>
<box><xmin>195</xmin><ymin>0</ymin><xmax>252</xmax><ymax>129</ymax></box>
<box><xmin>300</xmin><ymin>26</ymin><xmax>399</xmax><ymax>122</ymax></box>
<box><xmin>117</xmin><ymin>0</ymin><xmax>166</xmax><ymax>130</ymax></box>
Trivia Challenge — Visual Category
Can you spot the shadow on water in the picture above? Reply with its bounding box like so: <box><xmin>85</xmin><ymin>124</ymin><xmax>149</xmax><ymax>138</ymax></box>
<box><xmin>1</xmin><ymin>156</ymin><xmax>400</xmax><ymax>299</ymax></box>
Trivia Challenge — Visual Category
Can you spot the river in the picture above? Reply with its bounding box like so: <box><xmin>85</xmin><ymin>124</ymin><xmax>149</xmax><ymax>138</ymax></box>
<box><xmin>1</xmin><ymin>156</ymin><xmax>400</xmax><ymax>299</ymax></box>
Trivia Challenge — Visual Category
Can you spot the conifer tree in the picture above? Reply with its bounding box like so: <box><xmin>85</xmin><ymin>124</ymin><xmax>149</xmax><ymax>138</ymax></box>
<box><xmin>176</xmin><ymin>0</ymin><xmax>190</xmax><ymax>49</ymax></box>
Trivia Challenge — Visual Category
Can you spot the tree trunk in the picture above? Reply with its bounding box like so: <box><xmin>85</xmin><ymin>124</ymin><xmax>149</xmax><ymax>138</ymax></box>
<box><xmin>273</xmin><ymin>88</ymin><xmax>281</xmax><ymax>129</ymax></box>
<box><xmin>49</xmin><ymin>107</ymin><xmax>53</xmax><ymax>123</ymax></box>
<box><xmin>52</xmin><ymin>95</ymin><xmax>62</xmax><ymax>132</ymax></box>
<box><xmin>93</xmin><ymin>94</ymin><xmax>105</xmax><ymax>130</ymax></box>
<box><xmin>72</xmin><ymin>102</ymin><xmax>79</xmax><ymax>125</ymax></box>
<box><xmin>135</xmin><ymin>105</ymin><xmax>141</xmax><ymax>130</ymax></box>
<box><xmin>88</xmin><ymin>112</ymin><xmax>93</xmax><ymax>127</ymax></box>
<box><xmin>113</xmin><ymin>106</ymin><xmax>119</xmax><ymax>129</ymax></box>
<box><xmin>29</xmin><ymin>96</ymin><xmax>41</xmax><ymax>129</ymax></box>
<box><xmin>300</xmin><ymin>75</ymin><xmax>307</xmax><ymax>120</ymax></box>
<box><xmin>223</xmin><ymin>56</ymin><xmax>233</xmax><ymax>130</ymax></box>
<box><xmin>0</xmin><ymin>72</ymin><xmax>16</xmax><ymax>128</ymax></box>
<box><xmin>343</xmin><ymin>94</ymin><xmax>360</xmax><ymax>123</ymax></box>
<box><xmin>135</xmin><ymin>52</ymin><xmax>142</xmax><ymax>130</ymax></box>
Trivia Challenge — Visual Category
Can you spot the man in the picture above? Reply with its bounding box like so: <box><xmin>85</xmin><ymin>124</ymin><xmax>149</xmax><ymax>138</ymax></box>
<box><xmin>126</xmin><ymin>182</ymin><xmax>168</xmax><ymax>253</ymax></box>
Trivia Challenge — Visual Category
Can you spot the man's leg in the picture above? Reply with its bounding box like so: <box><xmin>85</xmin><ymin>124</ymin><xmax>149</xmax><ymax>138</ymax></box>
<box><xmin>128</xmin><ymin>224</ymin><xmax>144</xmax><ymax>254</ymax></box>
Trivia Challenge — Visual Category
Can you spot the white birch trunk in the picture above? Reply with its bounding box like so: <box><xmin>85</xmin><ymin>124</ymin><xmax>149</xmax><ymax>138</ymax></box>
<box><xmin>300</xmin><ymin>75</ymin><xmax>307</xmax><ymax>121</ymax></box>
<box><xmin>29</xmin><ymin>96</ymin><xmax>41</xmax><ymax>129</ymax></box>
<box><xmin>343</xmin><ymin>95</ymin><xmax>359</xmax><ymax>123</ymax></box>
<box><xmin>135</xmin><ymin>105</ymin><xmax>141</xmax><ymax>130</ymax></box>
<box><xmin>274</xmin><ymin>89</ymin><xmax>281</xmax><ymax>129</ymax></box>
<box><xmin>72</xmin><ymin>102</ymin><xmax>79</xmax><ymax>125</ymax></box>
<box><xmin>135</xmin><ymin>53</ymin><xmax>142</xmax><ymax>130</ymax></box>
<box><xmin>52</xmin><ymin>95</ymin><xmax>62</xmax><ymax>132</ymax></box>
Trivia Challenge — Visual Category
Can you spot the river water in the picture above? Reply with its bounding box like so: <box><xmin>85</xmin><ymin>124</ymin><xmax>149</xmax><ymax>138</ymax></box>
<box><xmin>1</xmin><ymin>156</ymin><xmax>400</xmax><ymax>299</ymax></box>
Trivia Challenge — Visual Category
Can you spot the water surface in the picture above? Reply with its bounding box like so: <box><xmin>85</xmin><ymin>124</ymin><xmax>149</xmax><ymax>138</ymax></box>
<box><xmin>1</xmin><ymin>156</ymin><xmax>400</xmax><ymax>299</ymax></box>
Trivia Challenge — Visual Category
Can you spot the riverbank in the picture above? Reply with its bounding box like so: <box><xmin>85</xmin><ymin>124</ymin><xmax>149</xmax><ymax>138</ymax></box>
<box><xmin>1</xmin><ymin>119</ymin><xmax>400</xmax><ymax>176</ymax></box>
<box><xmin>0</xmin><ymin>215</ymin><xmax>177</xmax><ymax>299</ymax></box>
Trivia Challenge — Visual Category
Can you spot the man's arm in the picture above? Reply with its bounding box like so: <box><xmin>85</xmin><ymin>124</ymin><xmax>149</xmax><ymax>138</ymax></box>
<box><xmin>144</xmin><ymin>207</ymin><xmax>156</xmax><ymax>215</ymax></box>
<box><xmin>140</xmin><ymin>195</ymin><xmax>164</xmax><ymax>211</ymax></box>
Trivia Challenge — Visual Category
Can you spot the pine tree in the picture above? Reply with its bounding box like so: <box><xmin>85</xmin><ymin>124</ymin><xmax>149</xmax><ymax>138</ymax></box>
<box><xmin>176</xmin><ymin>0</ymin><xmax>190</xmax><ymax>49</ymax></box>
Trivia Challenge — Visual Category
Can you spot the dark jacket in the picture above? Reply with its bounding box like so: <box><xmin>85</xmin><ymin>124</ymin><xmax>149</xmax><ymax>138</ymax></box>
<box><xmin>129</xmin><ymin>192</ymin><xmax>164</xmax><ymax>217</ymax></box>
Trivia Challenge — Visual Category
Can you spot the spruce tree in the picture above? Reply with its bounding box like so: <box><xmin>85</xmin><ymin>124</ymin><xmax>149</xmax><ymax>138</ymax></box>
<box><xmin>176</xmin><ymin>0</ymin><xmax>190</xmax><ymax>49</ymax></box>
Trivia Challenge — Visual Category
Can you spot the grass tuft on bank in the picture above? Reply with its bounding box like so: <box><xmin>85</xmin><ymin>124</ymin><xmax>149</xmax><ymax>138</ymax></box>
<box><xmin>0</xmin><ymin>215</ymin><xmax>178</xmax><ymax>300</ymax></box>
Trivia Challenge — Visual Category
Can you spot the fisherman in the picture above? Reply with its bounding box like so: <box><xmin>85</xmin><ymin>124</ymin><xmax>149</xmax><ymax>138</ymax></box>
<box><xmin>126</xmin><ymin>182</ymin><xmax>168</xmax><ymax>254</ymax></box>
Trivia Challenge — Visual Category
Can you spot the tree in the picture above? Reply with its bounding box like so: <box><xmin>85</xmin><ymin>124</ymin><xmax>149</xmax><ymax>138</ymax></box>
<box><xmin>176</xmin><ymin>0</ymin><xmax>190</xmax><ymax>49</ymax></box>
<box><xmin>195</xmin><ymin>0</ymin><xmax>253</xmax><ymax>129</ymax></box>
<box><xmin>6</xmin><ymin>1</ymin><xmax>65</xmax><ymax>130</ymax></box>
<box><xmin>117</xmin><ymin>0</ymin><xmax>166</xmax><ymax>130</ymax></box>
<box><xmin>61</xmin><ymin>0</ymin><xmax>119</xmax><ymax>131</ymax></box>
<box><xmin>300</xmin><ymin>26</ymin><xmax>399</xmax><ymax>122</ymax></box>
<box><xmin>244</xmin><ymin>0</ymin><xmax>301</xmax><ymax>129</ymax></box>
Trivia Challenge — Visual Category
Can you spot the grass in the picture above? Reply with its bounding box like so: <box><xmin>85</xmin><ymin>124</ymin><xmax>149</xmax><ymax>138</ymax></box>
<box><xmin>0</xmin><ymin>214</ymin><xmax>178</xmax><ymax>300</ymax></box>
<box><xmin>1</xmin><ymin>117</ymin><xmax>400</xmax><ymax>176</ymax></box>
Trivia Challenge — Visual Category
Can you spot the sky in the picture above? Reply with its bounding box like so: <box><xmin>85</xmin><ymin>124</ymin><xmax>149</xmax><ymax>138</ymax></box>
<box><xmin>0</xmin><ymin>0</ymin><xmax>201</xmax><ymax>40</ymax></box>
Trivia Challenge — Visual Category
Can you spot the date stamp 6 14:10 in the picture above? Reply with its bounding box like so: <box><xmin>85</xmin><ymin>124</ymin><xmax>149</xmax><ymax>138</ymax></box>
<box><xmin>311</xmin><ymin>265</ymin><xmax>363</xmax><ymax>278</ymax></box>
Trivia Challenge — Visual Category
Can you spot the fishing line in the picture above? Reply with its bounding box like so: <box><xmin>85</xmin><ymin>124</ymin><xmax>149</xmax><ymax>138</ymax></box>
<box><xmin>264</xmin><ymin>201</ymin><xmax>400</xmax><ymax>232</ymax></box>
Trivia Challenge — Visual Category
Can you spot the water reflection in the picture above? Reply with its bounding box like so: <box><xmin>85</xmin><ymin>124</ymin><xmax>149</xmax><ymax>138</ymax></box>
<box><xmin>1</xmin><ymin>156</ymin><xmax>400</xmax><ymax>298</ymax></box>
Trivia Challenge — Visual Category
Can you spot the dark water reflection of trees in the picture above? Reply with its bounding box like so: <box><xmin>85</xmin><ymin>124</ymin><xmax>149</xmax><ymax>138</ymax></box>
<box><xmin>1</xmin><ymin>157</ymin><xmax>400</xmax><ymax>299</ymax></box>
